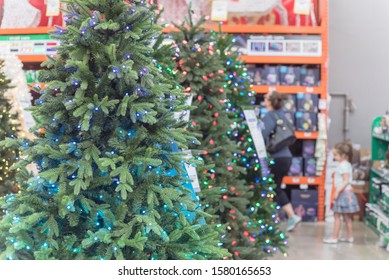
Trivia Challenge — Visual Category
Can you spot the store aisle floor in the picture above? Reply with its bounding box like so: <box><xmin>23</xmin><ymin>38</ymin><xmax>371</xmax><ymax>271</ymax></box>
<box><xmin>271</xmin><ymin>221</ymin><xmax>389</xmax><ymax>260</ymax></box>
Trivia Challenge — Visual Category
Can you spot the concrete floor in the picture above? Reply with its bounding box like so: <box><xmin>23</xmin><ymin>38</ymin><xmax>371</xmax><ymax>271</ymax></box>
<box><xmin>270</xmin><ymin>221</ymin><xmax>389</xmax><ymax>260</ymax></box>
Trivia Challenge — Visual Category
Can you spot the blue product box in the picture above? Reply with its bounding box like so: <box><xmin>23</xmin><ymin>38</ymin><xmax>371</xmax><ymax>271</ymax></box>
<box><xmin>263</xmin><ymin>65</ymin><xmax>279</xmax><ymax>85</ymax></box>
<box><xmin>291</xmin><ymin>189</ymin><xmax>318</xmax><ymax>222</ymax></box>
<box><xmin>279</xmin><ymin>65</ymin><xmax>300</xmax><ymax>86</ymax></box>
<box><xmin>295</xmin><ymin>111</ymin><xmax>318</xmax><ymax>132</ymax></box>
<box><xmin>296</xmin><ymin>93</ymin><xmax>319</xmax><ymax>112</ymax></box>
<box><xmin>302</xmin><ymin>140</ymin><xmax>316</xmax><ymax>158</ymax></box>
<box><xmin>300</xmin><ymin>66</ymin><xmax>320</xmax><ymax>86</ymax></box>
<box><xmin>304</xmin><ymin>157</ymin><xmax>317</xmax><ymax>177</ymax></box>
<box><xmin>283</xmin><ymin>94</ymin><xmax>297</xmax><ymax>112</ymax></box>
<box><xmin>288</xmin><ymin>157</ymin><xmax>303</xmax><ymax>176</ymax></box>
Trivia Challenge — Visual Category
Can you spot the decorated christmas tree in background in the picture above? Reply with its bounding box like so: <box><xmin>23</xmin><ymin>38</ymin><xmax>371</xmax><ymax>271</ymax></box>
<box><xmin>0</xmin><ymin>60</ymin><xmax>21</xmax><ymax>196</ymax></box>
<box><xmin>0</xmin><ymin>0</ymin><xmax>229</xmax><ymax>260</ymax></box>
<box><xmin>213</xmin><ymin>31</ymin><xmax>287</xmax><ymax>257</ymax></box>
<box><xmin>170</xmin><ymin>9</ymin><xmax>268</xmax><ymax>259</ymax></box>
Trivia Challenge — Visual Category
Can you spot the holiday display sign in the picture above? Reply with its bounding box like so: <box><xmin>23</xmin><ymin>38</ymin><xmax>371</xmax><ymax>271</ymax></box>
<box><xmin>182</xmin><ymin>150</ymin><xmax>201</xmax><ymax>193</ymax></box>
<box><xmin>243</xmin><ymin>109</ymin><xmax>269</xmax><ymax>177</ymax></box>
<box><xmin>211</xmin><ymin>0</ymin><xmax>228</xmax><ymax>21</ymax></box>
<box><xmin>243</xmin><ymin>109</ymin><xmax>267</xmax><ymax>159</ymax></box>
<box><xmin>293</xmin><ymin>0</ymin><xmax>312</xmax><ymax>15</ymax></box>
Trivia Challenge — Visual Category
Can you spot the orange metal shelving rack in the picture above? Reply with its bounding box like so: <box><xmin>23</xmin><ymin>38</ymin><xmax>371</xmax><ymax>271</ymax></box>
<box><xmin>0</xmin><ymin>0</ymin><xmax>328</xmax><ymax>221</ymax></box>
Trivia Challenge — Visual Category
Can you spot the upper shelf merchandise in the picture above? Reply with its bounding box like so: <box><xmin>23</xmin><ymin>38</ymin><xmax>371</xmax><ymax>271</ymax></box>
<box><xmin>155</xmin><ymin>0</ymin><xmax>319</xmax><ymax>27</ymax></box>
<box><xmin>0</xmin><ymin>0</ymin><xmax>64</xmax><ymax>28</ymax></box>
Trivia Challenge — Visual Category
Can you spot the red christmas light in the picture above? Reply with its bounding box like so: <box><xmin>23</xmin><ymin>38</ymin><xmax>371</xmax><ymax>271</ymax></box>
<box><xmin>231</xmin><ymin>240</ymin><xmax>237</xmax><ymax>246</ymax></box>
<box><xmin>223</xmin><ymin>195</ymin><xmax>228</xmax><ymax>200</ymax></box>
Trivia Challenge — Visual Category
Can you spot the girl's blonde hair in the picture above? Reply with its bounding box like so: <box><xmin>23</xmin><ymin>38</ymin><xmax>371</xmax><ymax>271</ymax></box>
<box><xmin>334</xmin><ymin>142</ymin><xmax>353</xmax><ymax>161</ymax></box>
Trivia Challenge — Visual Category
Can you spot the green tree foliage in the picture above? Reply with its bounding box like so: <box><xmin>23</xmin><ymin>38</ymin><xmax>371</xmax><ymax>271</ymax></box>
<box><xmin>0</xmin><ymin>60</ymin><xmax>20</xmax><ymax>196</ymax></box>
<box><xmin>171</xmin><ymin>9</ymin><xmax>271</xmax><ymax>259</ymax></box>
<box><xmin>0</xmin><ymin>0</ymin><xmax>228</xmax><ymax>260</ymax></box>
<box><xmin>213</xmin><ymin>31</ymin><xmax>287</xmax><ymax>257</ymax></box>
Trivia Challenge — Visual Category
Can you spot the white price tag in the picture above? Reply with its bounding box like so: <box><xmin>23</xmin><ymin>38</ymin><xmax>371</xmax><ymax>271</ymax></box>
<box><xmin>293</xmin><ymin>0</ymin><xmax>311</xmax><ymax>15</ymax></box>
<box><xmin>318</xmin><ymin>99</ymin><xmax>327</xmax><ymax>110</ymax></box>
<box><xmin>182</xmin><ymin>150</ymin><xmax>201</xmax><ymax>193</ymax></box>
<box><xmin>268</xmin><ymin>86</ymin><xmax>277</xmax><ymax>92</ymax></box>
<box><xmin>211</xmin><ymin>0</ymin><xmax>229</xmax><ymax>21</ymax></box>
<box><xmin>300</xmin><ymin>184</ymin><xmax>309</xmax><ymax>190</ymax></box>
<box><xmin>303</xmin><ymin>132</ymin><xmax>312</xmax><ymax>137</ymax></box>
<box><xmin>292</xmin><ymin>177</ymin><xmax>300</xmax><ymax>183</ymax></box>
<box><xmin>306</xmin><ymin>87</ymin><xmax>314</xmax><ymax>92</ymax></box>
<box><xmin>243</xmin><ymin>110</ymin><xmax>267</xmax><ymax>158</ymax></box>
<box><xmin>307</xmin><ymin>177</ymin><xmax>316</xmax><ymax>184</ymax></box>
<box><xmin>46</xmin><ymin>0</ymin><xmax>61</xmax><ymax>17</ymax></box>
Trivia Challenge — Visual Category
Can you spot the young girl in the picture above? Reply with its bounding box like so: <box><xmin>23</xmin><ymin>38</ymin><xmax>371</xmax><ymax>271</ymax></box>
<box><xmin>323</xmin><ymin>142</ymin><xmax>360</xmax><ymax>243</ymax></box>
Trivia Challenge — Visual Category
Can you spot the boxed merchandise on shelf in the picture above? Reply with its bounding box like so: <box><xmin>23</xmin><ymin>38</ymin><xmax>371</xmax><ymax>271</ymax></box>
<box><xmin>263</xmin><ymin>65</ymin><xmax>279</xmax><ymax>85</ymax></box>
<box><xmin>247</xmin><ymin>35</ymin><xmax>322</xmax><ymax>57</ymax></box>
<box><xmin>304</xmin><ymin>157</ymin><xmax>317</xmax><ymax>177</ymax></box>
<box><xmin>291</xmin><ymin>189</ymin><xmax>318</xmax><ymax>222</ymax></box>
<box><xmin>279</xmin><ymin>65</ymin><xmax>300</xmax><ymax>86</ymax></box>
<box><xmin>296</xmin><ymin>93</ymin><xmax>319</xmax><ymax>112</ymax></box>
<box><xmin>24</xmin><ymin>69</ymin><xmax>41</xmax><ymax>83</ymax></box>
<box><xmin>302</xmin><ymin>140</ymin><xmax>316</xmax><ymax>158</ymax></box>
<box><xmin>372</xmin><ymin>115</ymin><xmax>389</xmax><ymax>141</ymax></box>
<box><xmin>300</xmin><ymin>65</ymin><xmax>321</xmax><ymax>86</ymax></box>
<box><xmin>289</xmin><ymin>157</ymin><xmax>303</xmax><ymax>176</ymax></box>
<box><xmin>365</xmin><ymin>203</ymin><xmax>389</xmax><ymax>234</ymax></box>
<box><xmin>295</xmin><ymin>111</ymin><xmax>318</xmax><ymax>132</ymax></box>
<box><xmin>247</xmin><ymin>65</ymin><xmax>264</xmax><ymax>85</ymax></box>
<box><xmin>283</xmin><ymin>94</ymin><xmax>297</xmax><ymax>112</ymax></box>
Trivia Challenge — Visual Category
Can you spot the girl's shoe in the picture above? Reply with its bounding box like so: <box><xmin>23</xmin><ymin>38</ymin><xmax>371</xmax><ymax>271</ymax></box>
<box><xmin>322</xmin><ymin>238</ymin><xmax>338</xmax><ymax>244</ymax></box>
<box><xmin>339</xmin><ymin>237</ymin><xmax>354</xmax><ymax>243</ymax></box>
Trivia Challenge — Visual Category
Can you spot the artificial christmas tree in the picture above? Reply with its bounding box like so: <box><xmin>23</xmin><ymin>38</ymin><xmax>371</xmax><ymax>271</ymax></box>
<box><xmin>171</xmin><ymin>9</ymin><xmax>267</xmax><ymax>259</ymax></box>
<box><xmin>213</xmin><ymin>31</ymin><xmax>287</xmax><ymax>257</ymax></box>
<box><xmin>0</xmin><ymin>0</ymin><xmax>228</xmax><ymax>260</ymax></box>
<box><xmin>0</xmin><ymin>60</ymin><xmax>21</xmax><ymax>196</ymax></box>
